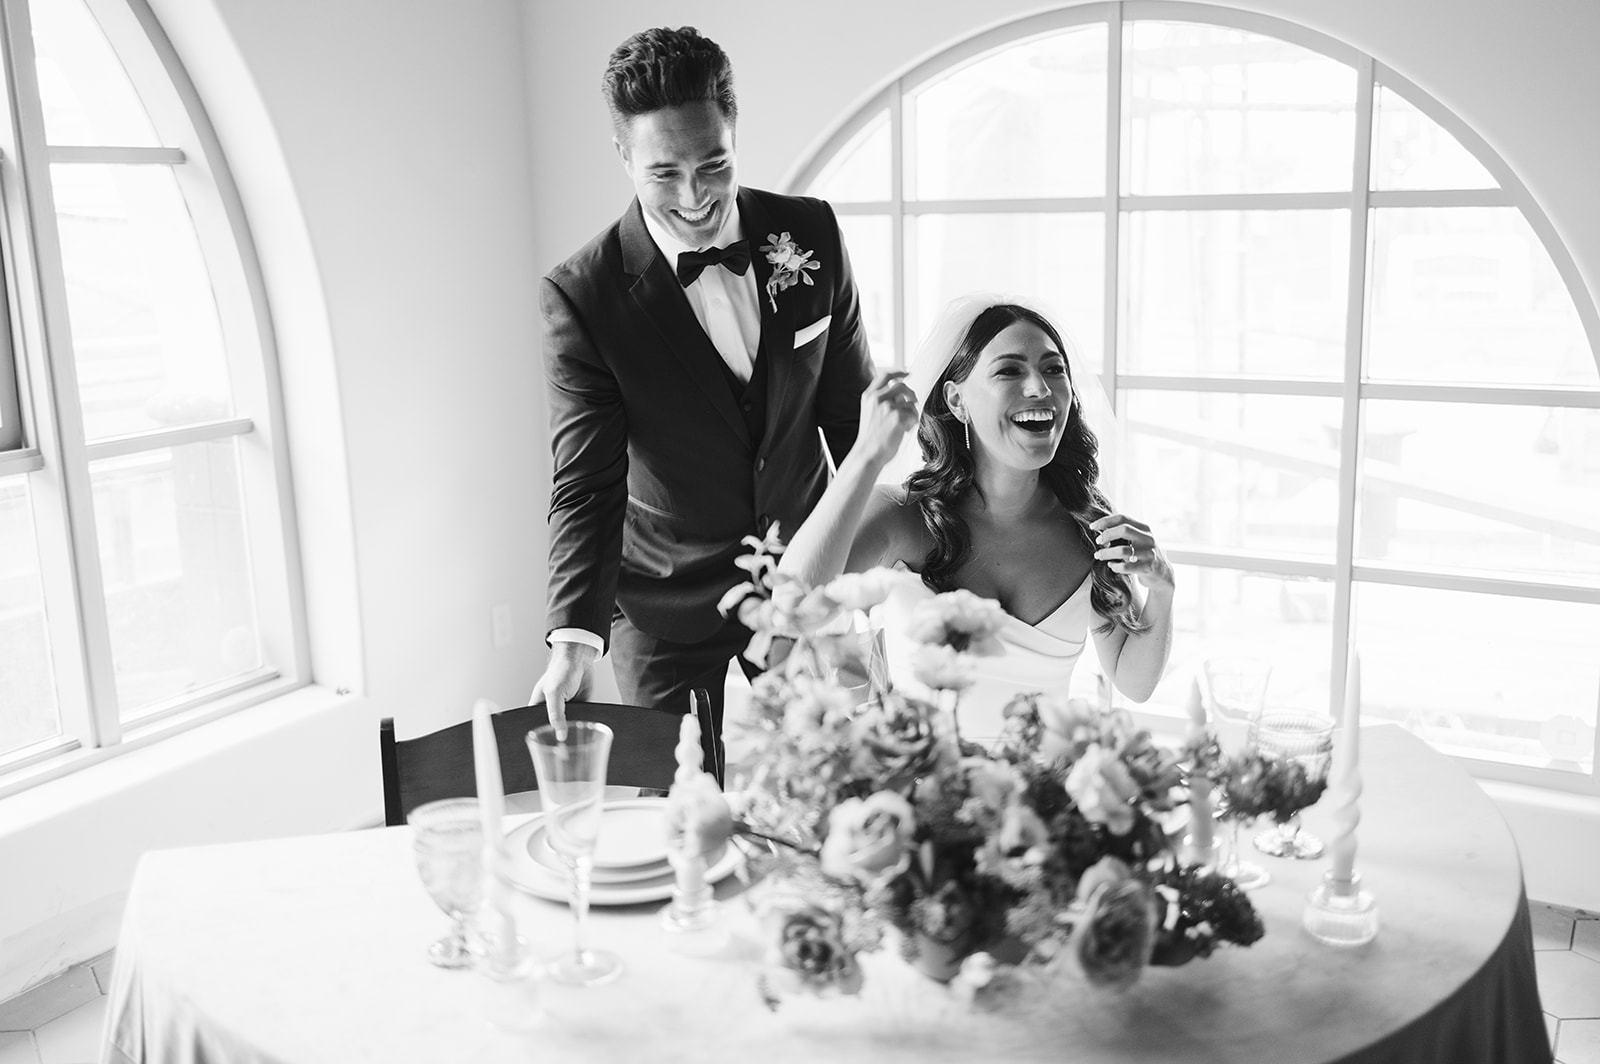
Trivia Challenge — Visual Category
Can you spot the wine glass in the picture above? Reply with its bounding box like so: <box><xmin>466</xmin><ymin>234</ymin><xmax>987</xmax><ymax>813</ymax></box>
<box><xmin>408</xmin><ymin>797</ymin><xmax>484</xmax><ymax>969</ymax></box>
<box><xmin>1252</xmin><ymin>710</ymin><xmax>1335</xmax><ymax>859</ymax></box>
<box><xmin>525</xmin><ymin>721</ymin><xmax>624</xmax><ymax>987</ymax></box>
<box><xmin>1202</xmin><ymin>655</ymin><xmax>1273</xmax><ymax>890</ymax></box>
<box><xmin>1201</xmin><ymin>655</ymin><xmax>1273</xmax><ymax>754</ymax></box>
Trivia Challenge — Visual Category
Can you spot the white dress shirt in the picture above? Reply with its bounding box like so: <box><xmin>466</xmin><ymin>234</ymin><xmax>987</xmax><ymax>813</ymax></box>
<box><xmin>550</xmin><ymin>203</ymin><xmax>764</xmax><ymax>654</ymax></box>
<box><xmin>641</xmin><ymin>206</ymin><xmax>762</xmax><ymax>382</ymax></box>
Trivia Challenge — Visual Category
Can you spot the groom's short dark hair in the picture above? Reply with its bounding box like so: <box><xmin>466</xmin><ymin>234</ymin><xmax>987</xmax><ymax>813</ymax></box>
<box><xmin>602</xmin><ymin>27</ymin><xmax>737</xmax><ymax>138</ymax></box>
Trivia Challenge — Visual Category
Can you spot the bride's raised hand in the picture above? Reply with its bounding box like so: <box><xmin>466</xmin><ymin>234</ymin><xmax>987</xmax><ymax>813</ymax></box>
<box><xmin>853</xmin><ymin>369</ymin><xmax>919</xmax><ymax>469</ymax></box>
<box><xmin>1090</xmin><ymin>512</ymin><xmax>1175</xmax><ymax>594</ymax></box>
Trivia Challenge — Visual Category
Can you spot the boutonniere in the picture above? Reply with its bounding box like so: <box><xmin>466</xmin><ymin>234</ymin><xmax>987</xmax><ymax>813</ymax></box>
<box><xmin>759</xmin><ymin>232</ymin><xmax>822</xmax><ymax>312</ymax></box>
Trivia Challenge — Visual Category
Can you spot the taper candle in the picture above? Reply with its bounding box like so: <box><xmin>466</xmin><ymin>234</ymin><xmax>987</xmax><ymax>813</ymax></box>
<box><xmin>472</xmin><ymin>698</ymin><xmax>506</xmax><ymax>854</ymax></box>
<box><xmin>1328</xmin><ymin>655</ymin><xmax>1363</xmax><ymax>884</ymax></box>
<box><xmin>1184</xmin><ymin>676</ymin><xmax>1215</xmax><ymax>852</ymax></box>
<box><xmin>670</xmin><ymin>713</ymin><xmax>707</xmax><ymax>894</ymax></box>
<box><xmin>674</xmin><ymin>711</ymin><xmax>703</xmax><ymax>783</ymax></box>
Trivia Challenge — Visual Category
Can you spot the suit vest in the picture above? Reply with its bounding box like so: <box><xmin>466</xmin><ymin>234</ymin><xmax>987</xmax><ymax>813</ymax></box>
<box><xmin>711</xmin><ymin>341</ymin><xmax>767</xmax><ymax>444</ymax></box>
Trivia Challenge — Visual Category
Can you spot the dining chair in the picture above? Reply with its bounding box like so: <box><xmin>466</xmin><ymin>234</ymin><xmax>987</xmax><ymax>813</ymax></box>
<box><xmin>378</xmin><ymin>692</ymin><xmax>717</xmax><ymax>827</ymax></box>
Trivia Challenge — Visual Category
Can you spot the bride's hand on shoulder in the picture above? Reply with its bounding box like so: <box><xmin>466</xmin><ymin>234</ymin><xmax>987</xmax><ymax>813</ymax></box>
<box><xmin>852</xmin><ymin>369</ymin><xmax>919</xmax><ymax>469</ymax></box>
<box><xmin>1090</xmin><ymin>512</ymin><xmax>1174</xmax><ymax>594</ymax></box>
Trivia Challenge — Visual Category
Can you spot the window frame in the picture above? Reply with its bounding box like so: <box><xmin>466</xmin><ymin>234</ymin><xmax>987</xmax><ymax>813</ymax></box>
<box><xmin>786</xmin><ymin>0</ymin><xmax>1600</xmax><ymax>793</ymax></box>
<box><xmin>0</xmin><ymin>0</ymin><xmax>306</xmax><ymax>797</ymax></box>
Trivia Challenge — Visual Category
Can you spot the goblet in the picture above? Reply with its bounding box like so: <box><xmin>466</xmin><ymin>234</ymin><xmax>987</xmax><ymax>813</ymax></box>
<box><xmin>408</xmin><ymin>797</ymin><xmax>484</xmax><ymax>969</ymax></box>
<box><xmin>1252</xmin><ymin>710</ymin><xmax>1335</xmax><ymax>859</ymax></box>
<box><xmin>526</xmin><ymin>721</ymin><xmax>624</xmax><ymax>987</ymax></box>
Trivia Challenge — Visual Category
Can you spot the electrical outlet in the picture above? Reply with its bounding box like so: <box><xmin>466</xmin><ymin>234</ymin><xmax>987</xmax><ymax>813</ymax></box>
<box><xmin>492</xmin><ymin>602</ymin><xmax>513</xmax><ymax>648</ymax></box>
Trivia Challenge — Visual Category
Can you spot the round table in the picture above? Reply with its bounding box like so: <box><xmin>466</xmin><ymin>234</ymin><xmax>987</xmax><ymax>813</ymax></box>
<box><xmin>101</xmin><ymin>725</ymin><xmax>1551</xmax><ymax>1064</ymax></box>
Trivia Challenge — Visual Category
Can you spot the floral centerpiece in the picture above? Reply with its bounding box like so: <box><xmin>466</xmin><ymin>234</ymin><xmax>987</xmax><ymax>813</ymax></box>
<box><xmin>693</xmin><ymin>529</ymin><xmax>1266</xmax><ymax>1009</ymax></box>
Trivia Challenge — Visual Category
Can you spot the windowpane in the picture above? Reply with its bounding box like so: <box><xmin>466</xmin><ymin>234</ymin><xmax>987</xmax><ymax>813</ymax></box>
<box><xmin>1354</xmin><ymin>584</ymin><xmax>1598</xmax><ymax>774</ymax></box>
<box><xmin>1146</xmin><ymin>563</ymin><xmax>1334</xmax><ymax>718</ymax></box>
<box><xmin>1122</xmin><ymin>22</ymin><xmax>1356</xmax><ymax>195</ymax></box>
<box><xmin>91</xmin><ymin>440</ymin><xmax>260</xmax><ymax>719</ymax></box>
<box><xmin>1370</xmin><ymin>85</ymin><xmax>1496</xmax><ymax>191</ymax></box>
<box><xmin>1357</xmin><ymin>400</ymin><xmax>1600</xmax><ymax>584</ymax></box>
<box><xmin>30</xmin><ymin>0</ymin><xmax>160</xmax><ymax>146</ymax></box>
<box><xmin>1366</xmin><ymin>208</ymin><xmax>1594</xmax><ymax>387</ymax></box>
<box><xmin>836</xmin><ymin>215</ymin><xmax>894</xmax><ymax>369</ymax></box>
<box><xmin>806</xmin><ymin>111</ymin><xmax>889</xmax><ymax>203</ymax></box>
<box><xmin>1122</xmin><ymin>391</ymin><xmax>1342</xmax><ymax>559</ymax></box>
<box><xmin>911</xmin><ymin>213</ymin><xmax>1103</xmax><ymax>372</ymax></box>
<box><xmin>1122</xmin><ymin>209</ymin><xmax>1348</xmax><ymax>377</ymax></box>
<box><xmin>910</xmin><ymin>26</ymin><xmax>1106</xmax><ymax>201</ymax></box>
<box><xmin>0</xmin><ymin>477</ymin><xmax>60</xmax><ymax>756</ymax></box>
<box><xmin>54</xmin><ymin>164</ymin><xmax>234</xmax><ymax>440</ymax></box>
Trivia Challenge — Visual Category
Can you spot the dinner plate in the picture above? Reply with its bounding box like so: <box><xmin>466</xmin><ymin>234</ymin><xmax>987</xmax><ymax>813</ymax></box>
<box><xmin>586</xmin><ymin>800</ymin><xmax>673</xmax><ymax>869</ymax></box>
<box><xmin>523</xmin><ymin>827</ymin><xmax>669</xmax><ymax>885</ymax></box>
<box><xmin>503</xmin><ymin>813</ymin><xmax>738</xmax><ymax>906</ymax></box>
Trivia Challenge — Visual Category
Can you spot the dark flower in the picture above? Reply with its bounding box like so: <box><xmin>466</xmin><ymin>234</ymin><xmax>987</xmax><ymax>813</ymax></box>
<box><xmin>1071</xmin><ymin>872</ymin><xmax>1158</xmax><ymax>990</ymax></box>
<box><xmin>759</xmin><ymin>896</ymin><xmax>864</xmax><ymax>1004</ymax></box>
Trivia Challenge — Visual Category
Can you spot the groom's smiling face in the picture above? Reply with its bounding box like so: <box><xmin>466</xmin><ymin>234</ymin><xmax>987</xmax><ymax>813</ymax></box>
<box><xmin>617</xmin><ymin>100</ymin><xmax>739</xmax><ymax>249</ymax></box>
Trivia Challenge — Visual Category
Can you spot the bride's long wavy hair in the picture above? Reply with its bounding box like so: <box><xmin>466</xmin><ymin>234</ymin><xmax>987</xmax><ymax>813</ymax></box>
<box><xmin>903</xmin><ymin>302</ymin><xmax>1147</xmax><ymax>634</ymax></box>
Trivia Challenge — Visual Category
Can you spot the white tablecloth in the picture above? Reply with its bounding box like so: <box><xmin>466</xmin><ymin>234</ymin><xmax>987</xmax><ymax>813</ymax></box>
<box><xmin>100</xmin><ymin>726</ymin><xmax>1550</xmax><ymax>1064</ymax></box>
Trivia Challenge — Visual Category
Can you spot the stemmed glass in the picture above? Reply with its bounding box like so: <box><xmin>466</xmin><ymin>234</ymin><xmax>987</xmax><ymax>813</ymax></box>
<box><xmin>1202</xmin><ymin>656</ymin><xmax>1273</xmax><ymax>891</ymax></box>
<box><xmin>408</xmin><ymin>797</ymin><xmax>484</xmax><ymax>969</ymax></box>
<box><xmin>1252</xmin><ymin>710</ymin><xmax>1335</xmax><ymax>859</ymax></box>
<box><xmin>526</xmin><ymin>721</ymin><xmax>624</xmax><ymax>987</ymax></box>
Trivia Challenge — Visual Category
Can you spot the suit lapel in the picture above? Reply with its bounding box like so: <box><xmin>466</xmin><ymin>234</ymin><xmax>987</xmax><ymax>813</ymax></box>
<box><xmin>739</xmin><ymin>189</ymin><xmax>794</xmax><ymax>453</ymax></box>
<box><xmin>620</xmin><ymin>200</ymin><xmax>748</xmax><ymax>443</ymax></box>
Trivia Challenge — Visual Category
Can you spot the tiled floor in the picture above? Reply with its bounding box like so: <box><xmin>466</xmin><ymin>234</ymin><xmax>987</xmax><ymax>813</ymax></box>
<box><xmin>2</xmin><ymin>899</ymin><xmax>1597</xmax><ymax>1062</ymax></box>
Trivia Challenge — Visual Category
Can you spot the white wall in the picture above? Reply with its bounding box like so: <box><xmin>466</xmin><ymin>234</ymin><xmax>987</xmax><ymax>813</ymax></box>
<box><xmin>0</xmin><ymin>0</ymin><xmax>547</xmax><ymax>1000</ymax></box>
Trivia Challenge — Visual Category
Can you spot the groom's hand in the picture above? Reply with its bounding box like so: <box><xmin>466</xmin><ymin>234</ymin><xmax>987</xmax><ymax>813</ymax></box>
<box><xmin>530</xmin><ymin>641</ymin><xmax>598</xmax><ymax>739</ymax></box>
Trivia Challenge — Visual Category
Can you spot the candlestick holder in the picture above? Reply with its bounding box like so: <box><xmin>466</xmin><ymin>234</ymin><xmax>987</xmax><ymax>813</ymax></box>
<box><xmin>1302</xmin><ymin>871</ymin><xmax>1379</xmax><ymax>946</ymax></box>
<box><xmin>661</xmin><ymin>848</ymin><xmax>720</xmax><ymax>927</ymax></box>
<box><xmin>659</xmin><ymin>845</ymin><xmax>728</xmax><ymax>956</ymax></box>
<box><xmin>475</xmin><ymin>864</ymin><xmax>542</xmax><ymax>1031</ymax></box>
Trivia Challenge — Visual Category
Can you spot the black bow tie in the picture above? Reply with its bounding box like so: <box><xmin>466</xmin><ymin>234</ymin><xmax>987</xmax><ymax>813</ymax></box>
<box><xmin>676</xmin><ymin>243</ymin><xmax>751</xmax><ymax>287</ymax></box>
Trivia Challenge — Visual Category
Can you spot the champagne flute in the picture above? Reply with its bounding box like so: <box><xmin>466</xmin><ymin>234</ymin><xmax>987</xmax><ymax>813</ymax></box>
<box><xmin>526</xmin><ymin>721</ymin><xmax>623</xmax><ymax>986</ymax></box>
<box><xmin>1202</xmin><ymin>656</ymin><xmax>1273</xmax><ymax>890</ymax></box>
<box><xmin>408</xmin><ymin>797</ymin><xmax>484</xmax><ymax>969</ymax></box>
<box><xmin>1251</xmin><ymin>710</ymin><xmax>1335</xmax><ymax>859</ymax></box>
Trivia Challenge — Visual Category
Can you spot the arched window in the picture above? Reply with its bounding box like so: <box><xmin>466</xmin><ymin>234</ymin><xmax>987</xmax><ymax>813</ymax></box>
<box><xmin>795</xmin><ymin>4</ymin><xmax>1600</xmax><ymax>788</ymax></box>
<box><xmin>0</xmin><ymin>0</ymin><xmax>299</xmax><ymax>791</ymax></box>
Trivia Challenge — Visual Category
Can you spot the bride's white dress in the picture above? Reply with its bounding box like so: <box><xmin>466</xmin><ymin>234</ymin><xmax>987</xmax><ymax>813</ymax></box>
<box><xmin>874</xmin><ymin>568</ymin><xmax>1097</xmax><ymax>745</ymax></box>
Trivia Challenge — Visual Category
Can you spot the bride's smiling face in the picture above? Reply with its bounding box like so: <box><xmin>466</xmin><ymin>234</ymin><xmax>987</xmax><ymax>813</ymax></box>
<box><xmin>946</xmin><ymin>321</ymin><xmax>1074</xmax><ymax>471</ymax></box>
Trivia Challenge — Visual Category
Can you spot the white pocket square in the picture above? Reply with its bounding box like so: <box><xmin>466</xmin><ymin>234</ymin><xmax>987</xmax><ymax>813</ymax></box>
<box><xmin>793</xmin><ymin>315</ymin><xmax>832</xmax><ymax>349</ymax></box>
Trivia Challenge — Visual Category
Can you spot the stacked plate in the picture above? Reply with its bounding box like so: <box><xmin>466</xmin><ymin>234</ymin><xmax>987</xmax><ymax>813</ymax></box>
<box><xmin>502</xmin><ymin>798</ymin><xmax>738</xmax><ymax>905</ymax></box>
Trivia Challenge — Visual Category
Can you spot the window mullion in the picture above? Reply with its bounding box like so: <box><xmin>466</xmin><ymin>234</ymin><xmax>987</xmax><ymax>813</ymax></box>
<box><xmin>896</xmin><ymin>84</ymin><xmax>908</xmax><ymax>364</ymax></box>
<box><xmin>1329</xmin><ymin>55</ymin><xmax>1376</xmax><ymax>719</ymax></box>
<box><xmin>1102</xmin><ymin>3</ymin><xmax>1123</xmax><ymax>496</ymax></box>
<box><xmin>0</xmin><ymin>0</ymin><xmax>121</xmax><ymax>746</ymax></box>
<box><xmin>889</xmin><ymin>85</ymin><xmax>905</xmax><ymax>367</ymax></box>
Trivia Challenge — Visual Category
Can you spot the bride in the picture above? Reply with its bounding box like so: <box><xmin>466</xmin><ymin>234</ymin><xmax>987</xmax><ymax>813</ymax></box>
<box><xmin>776</xmin><ymin>296</ymin><xmax>1175</xmax><ymax>742</ymax></box>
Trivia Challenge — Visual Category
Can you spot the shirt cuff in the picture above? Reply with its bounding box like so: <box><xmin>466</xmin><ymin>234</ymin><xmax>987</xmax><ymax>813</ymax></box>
<box><xmin>548</xmin><ymin>627</ymin><xmax>604</xmax><ymax>654</ymax></box>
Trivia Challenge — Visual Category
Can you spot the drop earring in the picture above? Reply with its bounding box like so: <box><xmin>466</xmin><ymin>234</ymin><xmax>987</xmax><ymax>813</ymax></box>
<box><xmin>963</xmin><ymin>417</ymin><xmax>971</xmax><ymax>451</ymax></box>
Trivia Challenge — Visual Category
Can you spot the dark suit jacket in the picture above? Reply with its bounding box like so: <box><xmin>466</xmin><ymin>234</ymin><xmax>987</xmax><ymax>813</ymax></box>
<box><xmin>541</xmin><ymin>186</ymin><xmax>876</xmax><ymax>648</ymax></box>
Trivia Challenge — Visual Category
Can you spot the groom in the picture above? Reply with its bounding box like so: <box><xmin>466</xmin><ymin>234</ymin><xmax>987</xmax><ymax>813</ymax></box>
<box><xmin>531</xmin><ymin>26</ymin><xmax>876</xmax><ymax>775</ymax></box>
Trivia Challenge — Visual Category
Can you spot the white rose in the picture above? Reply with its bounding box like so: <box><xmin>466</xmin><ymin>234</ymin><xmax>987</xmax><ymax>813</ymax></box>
<box><xmin>1064</xmin><ymin>743</ymin><xmax>1140</xmax><ymax>835</ymax></box>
